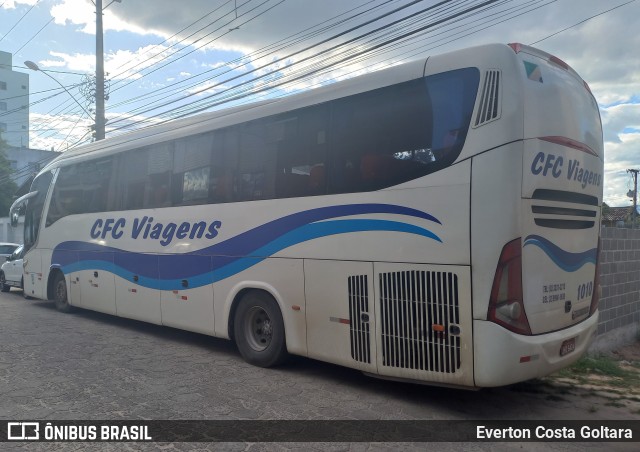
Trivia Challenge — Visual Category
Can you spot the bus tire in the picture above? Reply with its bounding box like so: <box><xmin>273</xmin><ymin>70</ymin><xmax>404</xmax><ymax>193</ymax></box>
<box><xmin>234</xmin><ymin>291</ymin><xmax>288</xmax><ymax>367</ymax></box>
<box><xmin>21</xmin><ymin>277</ymin><xmax>31</xmax><ymax>299</ymax></box>
<box><xmin>53</xmin><ymin>272</ymin><xmax>73</xmax><ymax>313</ymax></box>
<box><xmin>0</xmin><ymin>272</ymin><xmax>9</xmax><ymax>292</ymax></box>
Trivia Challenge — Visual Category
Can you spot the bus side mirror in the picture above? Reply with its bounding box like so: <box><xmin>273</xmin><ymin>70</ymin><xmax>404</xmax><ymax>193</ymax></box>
<box><xmin>9</xmin><ymin>191</ymin><xmax>38</xmax><ymax>228</ymax></box>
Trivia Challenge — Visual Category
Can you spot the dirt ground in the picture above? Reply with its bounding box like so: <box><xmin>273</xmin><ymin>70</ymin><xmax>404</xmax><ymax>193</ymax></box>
<box><xmin>530</xmin><ymin>340</ymin><xmax>640</xmax><ymax>419</ymax></box>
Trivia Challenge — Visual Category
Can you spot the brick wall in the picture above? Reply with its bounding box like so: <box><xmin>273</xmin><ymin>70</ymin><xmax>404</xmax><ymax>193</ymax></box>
<box><xmin>595</xmin><ymin>226</ymin><xmax>640</xmax><ymax>349</ymax></box>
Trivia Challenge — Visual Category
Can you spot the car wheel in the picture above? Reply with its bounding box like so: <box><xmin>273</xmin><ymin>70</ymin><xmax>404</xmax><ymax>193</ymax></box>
<box><xmin>0</xmin><ymin>272</ymin><xmax>9</xmax><ymax>293</ymax></box>
<box><xmin>234</xmin><ymin>291</ymin><xmax>288</xmax><ymax>367</ymax></box>
<box><xmin>53</xmin><ymin>272</ymin><xmax>73</xmax><ymax>312</ymax></box>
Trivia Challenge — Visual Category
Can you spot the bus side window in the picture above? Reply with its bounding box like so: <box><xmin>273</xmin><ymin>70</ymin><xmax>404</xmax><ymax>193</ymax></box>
<box><xmin>47</xmin><ymin>158</ymin><xmax>114</xmax><ymax>226</ymax></box>
<box><xmin>237</xmin><ymin>120</ymin><xmax>277</xmax><ymax>201</ymax></box>
<box><xmin>274</xmin><ymin>104</ymin><xmax>329</xmax><ymax>198</ymax></box>
<box><xmin>210</xmin><ymin>127</ymin><xmax>239</xmax><ymax>204</ymax></box>
<box><xmin>145</xmin><ymin>142</ymin><xmax>173</xmax><ymax>209</ymax></box>
<box><xmin>172</xmin><ymin>134</ymin><xmax>212</xmax><ymax>206</ymax></box>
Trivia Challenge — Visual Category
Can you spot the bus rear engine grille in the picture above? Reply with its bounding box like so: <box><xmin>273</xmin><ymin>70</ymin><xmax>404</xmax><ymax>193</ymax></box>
<box><xmin>531</xmin><ymin>189</ymin><xmax>598</xmax><ymax>230</ymax></box>
<box><xmin>379</xmin><ymin>271</ymin><xmax>461</xmax><ymax>373</ymax></box>
<box><xmin>348</xmin><ymin>275</ymin><xmax>371</xmax><ymax>364</ymax></box>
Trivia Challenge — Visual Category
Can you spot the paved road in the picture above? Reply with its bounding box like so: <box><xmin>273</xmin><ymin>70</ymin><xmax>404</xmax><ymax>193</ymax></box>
<box><xmin>0</xmin><ymin>288</ymin><xmax>637</xmax><ymax>451</ymax></box>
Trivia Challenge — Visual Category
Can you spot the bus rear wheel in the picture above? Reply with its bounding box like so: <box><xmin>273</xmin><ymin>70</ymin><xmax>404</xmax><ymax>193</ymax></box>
<box><xmin>53</xmin><ymin>273</ymin><xmax>73</xmax><ymax>313</ymax></box>
<box><xmin>234</xmin><ymin>291</ymin><xmax>288</xmax><ymax>367</ymax></box>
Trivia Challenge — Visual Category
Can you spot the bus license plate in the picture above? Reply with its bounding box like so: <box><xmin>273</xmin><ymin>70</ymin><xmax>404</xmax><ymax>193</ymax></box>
<box><xmin>560</xmin><ymin>338</ymin><xmax>576</xmax><ymax>356</ymax></box>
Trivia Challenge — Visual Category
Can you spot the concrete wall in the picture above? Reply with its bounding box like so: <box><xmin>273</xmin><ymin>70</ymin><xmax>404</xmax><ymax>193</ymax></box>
<box><xmin>0</xmin><ymin>216</ymin><xmax>23</xmax><ymax>244</ymax></box>
<box><xmin>591</xmin><ymin>226</ymin><xmax>640</xmax><ymax>352</ymax></box>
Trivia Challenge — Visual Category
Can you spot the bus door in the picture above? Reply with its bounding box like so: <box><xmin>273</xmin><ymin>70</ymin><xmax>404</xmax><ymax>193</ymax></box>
<box><xmin>14</xmin><ymin>171</ymin><xmax>54</xmax><ymax>299</ymax></box>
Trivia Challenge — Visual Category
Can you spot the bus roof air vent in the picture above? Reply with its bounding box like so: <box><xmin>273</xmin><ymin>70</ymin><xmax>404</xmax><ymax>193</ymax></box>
<box><xmin>473</xmin><ymin>69</ymin><xmax>501</xmax><ymax>128</ymax></box>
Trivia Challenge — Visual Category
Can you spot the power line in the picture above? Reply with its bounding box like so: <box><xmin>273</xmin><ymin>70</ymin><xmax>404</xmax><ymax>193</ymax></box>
<box><xmin>13</xmin><ymin>16</ymin><xmax>54</xmax><ymax>54</ymax></box>
<box><xmin>530</xmin><ymin>0</ymin><xmax>637</xmax><ymax>45</ymax></box>
<box><xmin>107</xmin><ymin>0</ymin><xmax>395</xmax><ymax>112</ymax></box>
<box><xmin>2</xmin><ymin>0</ymin><xmax>555</xmax><ymax>180</ymax></box>
<box><xmin>0</xmin><ymin>0</ymin><xmax>41</xmax><ymax>43</ymax></box>
<box><xmin>107</xmin><ymin>0</ymin><xmax>441</xmax><ymax>127</ymax></box>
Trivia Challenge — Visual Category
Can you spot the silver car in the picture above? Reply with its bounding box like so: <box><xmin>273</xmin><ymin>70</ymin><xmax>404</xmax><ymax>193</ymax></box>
<box><xmin>0</xmin><ymin>242</ymin><xmax>19</xmax><ymax>261</ymax></box>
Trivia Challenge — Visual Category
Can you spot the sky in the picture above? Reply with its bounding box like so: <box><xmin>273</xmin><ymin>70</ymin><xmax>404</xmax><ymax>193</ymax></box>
<box><xmin>0</xmin><ymin>0</ymin><xmax>638</xmax><ymax>206</ymax></box>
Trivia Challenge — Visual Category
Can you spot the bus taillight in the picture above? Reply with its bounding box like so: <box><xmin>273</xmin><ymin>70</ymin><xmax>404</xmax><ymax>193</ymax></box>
<box><xmin>487</xmin><ymin>238</ymin><xmax>532</xmax><ymax>335</ymax></box>
<box><xmin>590</xmin><ymin>237</ymin><xmax>602</xmax><ymax>316</ymax></box>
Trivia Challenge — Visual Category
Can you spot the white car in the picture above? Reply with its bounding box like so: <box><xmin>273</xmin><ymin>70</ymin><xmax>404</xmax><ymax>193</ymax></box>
<box><xmin>1</xmin><ymin>244</ymin><xmax>24</xmax><ymax>292</ymax></box>
<box><xmin>0</xmin><ymin>242</ymin><xmax>19</xmax><ymax>261</ymax></box>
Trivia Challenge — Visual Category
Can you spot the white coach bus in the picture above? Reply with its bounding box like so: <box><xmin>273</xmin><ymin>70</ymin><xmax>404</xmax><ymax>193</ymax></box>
<box><xmin>11</xmin><ymin>43</ymin><xmax>603</xmax><ymax>388</ymax></box>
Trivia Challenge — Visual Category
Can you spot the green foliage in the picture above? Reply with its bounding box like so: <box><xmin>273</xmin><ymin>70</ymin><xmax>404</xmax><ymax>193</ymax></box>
<box><xmin>0</xmin><ymin>136</ymin><xmax>18</xmax><ymax>216</ymax></box>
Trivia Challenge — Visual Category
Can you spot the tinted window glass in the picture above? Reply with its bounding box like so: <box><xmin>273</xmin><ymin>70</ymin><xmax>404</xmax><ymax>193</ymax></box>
<box><xmin>46</xmin><ymin>158</ymin><xmax>113</xmax><ymax>226</ymax></box>
<box><xmin>237</xmin><ymin>120</ymin><xmax>277</xmax><ymax>201</ymax></box>
<box><xmin>0</xmin><ymin>245</ymin><xmax>17</xmax><ymax>254</ymax></box>
<box><xmin>210</xmin><ymin>127</ymin><xmax>239</xmax><ymax>204</ymax></box>
<box><xmin>116</xmin><ymin>145</ymin><xmax>172</xmax><ymax>210</ymax></box>
<box><xmin>25</xmin><ymin>171</ymin><xmax>53</xmax><ymax>249</ymax></box>
<box><xmin>172</xmin><ymin>132</ymin><xmax>214</xmax><ymax>206</ymax></box>
<box><xmin>328</xmin><ymin>68</ymin><xmax>479</xmax><ymax>193</ymax></box>
<box><xmin>274</xmin><ymin>105</ymin><xmax>329</xmax><ymax>198</ymax></box>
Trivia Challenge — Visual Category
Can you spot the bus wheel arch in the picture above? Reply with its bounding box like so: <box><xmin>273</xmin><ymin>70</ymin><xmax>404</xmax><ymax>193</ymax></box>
<box><xmin>48</xmin><ymin>269</ymin><xmax>73</xmax><ymax>313</ymax></box>
<box><xmin>231</xmin><ymin>288</ymin><xmax>288</xmax><ymax>367</ymax></box>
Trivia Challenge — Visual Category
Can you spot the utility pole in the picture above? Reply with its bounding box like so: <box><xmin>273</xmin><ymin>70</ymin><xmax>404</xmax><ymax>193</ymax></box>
<box><xmin>628</xmin><ymin>169</ymin><xmax>639</xmax><ymax>229</ymax></box>
<box><xmin>95</xmin><ymin>0</ymin><xmax>106</xmax><ymax>140</ymax></box>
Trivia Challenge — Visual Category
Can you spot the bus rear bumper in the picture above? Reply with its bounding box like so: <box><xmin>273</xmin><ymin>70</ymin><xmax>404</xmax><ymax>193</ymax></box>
<box><xmin>473</xmin><ymin>312</ymin><xmax>598</xmax><ymax>388</ymax></box>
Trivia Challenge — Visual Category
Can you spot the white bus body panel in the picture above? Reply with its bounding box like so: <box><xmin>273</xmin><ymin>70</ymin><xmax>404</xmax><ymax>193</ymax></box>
<box><xmin>470</xmin><ymin>141</ymin><xmax>523</xmax><ymax>320</ymax></box>
<box><xmin>473</xmin><ymin>312</ymin><xmax>597</xmax><ymax>387</ymax></box>
<box><xmin>519</xmin><ymin>47</ymin><xmax>602</xmax><ymax>334</ymax></box>
<box><xmin>114</xmin><ymin>264</ymin><xmax>162</xmax><ymax>325</ymax></box>
<box><xmin>305</xmin><ymin>259</ymin><xmax>377</xmax><ymax>373</ymax></box>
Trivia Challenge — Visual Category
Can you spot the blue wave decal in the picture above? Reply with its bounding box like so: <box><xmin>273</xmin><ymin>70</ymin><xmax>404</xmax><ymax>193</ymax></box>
<box><xmin>523</xmin><ymin>235</ymin><xmax>597</xmax><ymax>272</ymax></box>
<box><xmin>53</xmin><ymin>204</ymin><xmax>442</xmax><ymax>290</ymax></box>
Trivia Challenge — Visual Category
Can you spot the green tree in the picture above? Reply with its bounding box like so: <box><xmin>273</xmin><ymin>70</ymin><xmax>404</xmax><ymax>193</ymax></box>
<box><xmin>0</xmin><ymin>136</ymin><xmax>18</xmax><ymax>216</ymax></box>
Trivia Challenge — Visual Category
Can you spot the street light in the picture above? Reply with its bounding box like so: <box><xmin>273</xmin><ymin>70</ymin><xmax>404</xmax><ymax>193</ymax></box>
<box><xmin>24</xmin><ymin>60</ymin><xmax>94</xmax><ymax>119</ymax></box>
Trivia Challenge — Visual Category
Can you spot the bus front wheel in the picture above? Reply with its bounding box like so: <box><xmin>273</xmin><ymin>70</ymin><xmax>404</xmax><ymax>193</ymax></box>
<box><xmin>234</xmin><ymin>291</ymin><xmax>288</xmax><ymax>367</ymax></box>
<box><xmin>53</xmin><ymin>273</ymin><xmax>73</xmax><ymax>313</ymax></box>
<box><xmin>0</xmin><ymin>272</ymin><xmax>9</xmax><ymax>292</ymax></box>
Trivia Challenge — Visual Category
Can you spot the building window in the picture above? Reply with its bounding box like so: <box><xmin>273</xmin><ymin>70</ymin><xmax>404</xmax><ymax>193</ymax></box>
<box><xmin>0</xmin><ymin>122</ymin><xmax>6</xmax><ymax>132</ymax></box>
<box><xmin>0</xmin><ymin>101</ymin><xmax>6</xmax><ymax>111</ymax></box>
<box><xmin>0</xmin><ymin>81</ymin><xmax>6</xmax><ymax>90</ymax></box>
